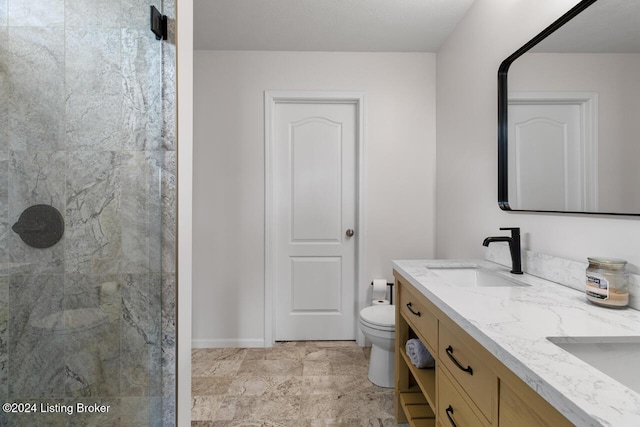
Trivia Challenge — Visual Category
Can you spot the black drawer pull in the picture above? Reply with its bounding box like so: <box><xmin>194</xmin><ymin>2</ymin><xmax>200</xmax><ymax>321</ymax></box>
<box><xmin>446</xmin><ymin>405</ymin><xmax>458</xmax><ymax>427</ymax></box>
<box><xmin>406</xmin><ymin>302</ymin><xmax>421</xmax><ymax>317</ymax></box>
<box><xmin>446</xmin><ymin>345</ymin><xmax>473</xmax><ymax>375</ymax></box>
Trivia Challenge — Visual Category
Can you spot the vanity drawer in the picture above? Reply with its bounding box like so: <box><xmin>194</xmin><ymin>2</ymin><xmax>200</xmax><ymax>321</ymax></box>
<box><xmin>438</xmin><ymin>368</ymin><xmax>488</xmax><ymax>427</ymax></box>
<box><xmin>399</xmin><ymin>280</ymin><xmax>438</xmax><ymax>352</ymax></box>
<box><xmin>438</xmin><ymin>323</ymin><xmax>497</xmax><ymax>422</ymax></box>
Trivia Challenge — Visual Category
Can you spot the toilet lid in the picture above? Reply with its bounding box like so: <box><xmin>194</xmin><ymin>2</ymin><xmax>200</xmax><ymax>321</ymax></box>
<box><xmin>360</xmin><ymin>305</ymin><xmax>395</xmax><ymax>328</ymax></box>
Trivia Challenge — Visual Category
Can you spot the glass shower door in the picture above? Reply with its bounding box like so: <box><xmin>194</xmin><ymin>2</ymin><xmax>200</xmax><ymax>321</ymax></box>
<box><xmin>0</xmin><ymin>0</ymin><xmax>176</xmax><ymax>425</ymax></box>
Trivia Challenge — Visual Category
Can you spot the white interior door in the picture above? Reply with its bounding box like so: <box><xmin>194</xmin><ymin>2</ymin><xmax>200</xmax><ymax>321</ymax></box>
<box><xmin>508</xmin><ymin>102</ymin><xmax>584</xmax><ymax>211</ymax></box>
<box><xmin>273</xmin><ymin>101</ymin><xmax>357</xmax><ymax>341</ymax></box>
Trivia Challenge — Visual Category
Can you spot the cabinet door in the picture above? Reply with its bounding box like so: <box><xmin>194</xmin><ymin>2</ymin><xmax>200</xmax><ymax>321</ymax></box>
<box><xmin>499</xmin><ymin>381</ymin><xmax>573</xmax><ymax>427</ymax></box>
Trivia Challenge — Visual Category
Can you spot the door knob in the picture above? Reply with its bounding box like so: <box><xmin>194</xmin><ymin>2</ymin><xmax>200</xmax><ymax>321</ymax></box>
<box><xmin>346</xmin><ymin>229</ymin><xmax>355</xmax><ymax>237</ymax></box>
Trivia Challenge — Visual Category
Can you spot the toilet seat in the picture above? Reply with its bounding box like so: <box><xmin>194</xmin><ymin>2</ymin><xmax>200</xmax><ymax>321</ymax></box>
<box><xmin>360</xmin><ymin>305</ymin><xmax>395</xmax><ymax>330</ymax></box>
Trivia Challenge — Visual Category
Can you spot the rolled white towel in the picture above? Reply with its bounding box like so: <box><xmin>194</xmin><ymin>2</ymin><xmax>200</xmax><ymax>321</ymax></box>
<box><xmin>405</xmin><ymin>338</ymin><xmax>435</xmax><ymax>368</ymax></box>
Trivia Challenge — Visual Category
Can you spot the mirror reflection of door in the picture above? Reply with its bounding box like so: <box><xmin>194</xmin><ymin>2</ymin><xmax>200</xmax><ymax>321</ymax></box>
<box><xmin>508</xmin><ymin>92</ymin><xmax>598</xmax><ymax>211</ymax></box>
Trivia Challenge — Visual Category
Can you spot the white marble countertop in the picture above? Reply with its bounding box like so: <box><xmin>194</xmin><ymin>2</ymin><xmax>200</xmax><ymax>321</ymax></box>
<box><xmin>393</xmin><ymin>259</ymin><xmax>640</xmax><ymax>427</ymax></box>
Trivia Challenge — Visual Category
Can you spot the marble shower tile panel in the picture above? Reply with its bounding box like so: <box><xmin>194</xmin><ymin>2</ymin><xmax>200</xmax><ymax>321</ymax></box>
<box><xmin>161</xmin><ymin>0</ymin><xmax>175</xmax><ymax>18</ymax></box>
<box><xmin>63</xmin><ymin>274</ymin><xmax>122</xmax><ymax>323</ymax></box>
<box><xmin>66</xmin><ymin>151</ymin><xmax>150</xmax><ymax>274</ymax></box>
<box><xmin>6</xmin><ymin>27</ymin><xmax>64</xmax><ymax>152</ymax></box>
<box><xmin>65</xmin><ymin>151</ymin><xmax>121</xmax><ymax>273</ymax></box>
<box><xmin>9</xmin><ymin>274</ymin><xmax>65</xmax><ymax>398</ymax></box>
<box><xmin>0</xmin><ymin>29</ymin><xmax>7</xmax><ymax>151</ymax></box>
<box><xmin>119</xmin><ymin>396</ymin><xmax>150</xmax><ymax>426</ymax></box>
<box><xmin>64</xmin><ymin>28</ymin><xmax>122</xmax><ymax>151</ymax></box>
<box><xmin>122</xmin><ymin>29</ymin><xmax>162</xmax><ymax>151</ymax></box>
<box><xmin>8</xmin><ymin>151</ymin><xmax>66</xmax><ymax>218</ymax></box>
<box><xmin>121</xmin><ymin>0</ymin><xmax>153</xmax><ymax>30</ymax></box>
<box><xmin>162</xmin><ymin>373</ymin><xmax>176</xmax><ymax>426</ymax></box>
<box><xmin>64</xmin><ymin>274</ymin><xmax>122</xmax><ymax>397</ymax></box>
<box><xmin>65</xmin><ymin>94</ymin><xmax>123</xmax><ymax>152</ymax></box>
<box><xmin>162</xmin><ymin>151</ymin><xmax>176</xmax><ymax>273</ymax></box>
<box><xmin>8</xmin><ymin>0</ymin><xmax>64</xmax><ymax>26</ymax></box>
<box><xmin>120</xmin><ymin>274</ymin><xmax>162</xmax><ymax>397</ymax></box>
<box><xmin>8</xmin><ymin>151</ymin><xmax>65</xmax><ymax>273</ymax></box>
<box><xmin>161</xmin><ymin>273</ymin><xmax>176</xmax><ymax>371</ymax></box>
<box><xmin>0</xmin><ymin>277</ymin><xmax>7</xmax><ymax>400</ymax></box>
<box><xmin>147</xmin><ymin>152</ymin><xmax>163</xmax><ymax>273</ymax></box>
<box><xmin>161</xmin><ymin>25</ymin><xmax>176</xmax><ymax>152</ymax></box>
<box><xmin>161</xmin><ymin>273</ymin><xmax>176</xmax><ymax>421</ymax></box>
<box><xmin>0</xmin><ymin>151</ymin><xmax>8</xmax><ymax>263</ymax></box>
<box><xmin>66</xmin><ymin>28</ymin><xmax>121</xmax><ymax>97</ymax></box>
<box><xmin>0</xmin><ymin>0</ymin><xmax>6</xmax><ymax>26</ymax></box>
<box><xmin>120</xmin><ymin>151</ymin><xmax>155</xmax><ymax>273</ymax></box>
<box><xmin>65</xmin><ymin>0</ymin><xmax>121</xmax><ymax>29</ymax></box>
<box><xmin>65</xmin><ymin>320</ymin><xmax>120</xmax><ymax>397</ymax></box>
<box><xmin>149</xmin><ymin>273</ymin><xmax>163</xmax><ymax>397</ymax></box>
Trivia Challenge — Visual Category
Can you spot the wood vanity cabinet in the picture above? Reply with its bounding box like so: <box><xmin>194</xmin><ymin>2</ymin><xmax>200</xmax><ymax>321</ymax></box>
<box><xmin>394</xmin><ymin>271</ymin><xmax>573</xmax><ymax>427</ymax></box>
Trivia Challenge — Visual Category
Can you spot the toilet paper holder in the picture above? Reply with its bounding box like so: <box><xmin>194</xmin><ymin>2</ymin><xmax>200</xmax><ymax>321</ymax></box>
<box><xmin>370</xmin><ymin>281</ymin><xmax>394</xmax><ymax>304</ymax></box>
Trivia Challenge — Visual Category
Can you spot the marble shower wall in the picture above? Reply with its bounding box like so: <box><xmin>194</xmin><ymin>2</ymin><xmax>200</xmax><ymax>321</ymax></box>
<box><xmin>0</xmin><ymin>0</ymin><xmax>176</xmax><ymax>425</ymax></box>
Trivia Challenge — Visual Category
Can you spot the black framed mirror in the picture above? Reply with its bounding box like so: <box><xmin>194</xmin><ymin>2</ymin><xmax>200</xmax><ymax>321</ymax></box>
<box><xmin>498</xmin><ymin>0</ymin><xmax>640</xmax><ymax>215</ymax></box>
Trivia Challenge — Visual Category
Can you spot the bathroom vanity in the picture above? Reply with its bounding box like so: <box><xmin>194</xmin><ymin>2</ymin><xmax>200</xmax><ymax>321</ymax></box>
<box><xmin>393</xmin><ymin>260</ymin><xmax>640</xmax><ymax>427</ymax></box>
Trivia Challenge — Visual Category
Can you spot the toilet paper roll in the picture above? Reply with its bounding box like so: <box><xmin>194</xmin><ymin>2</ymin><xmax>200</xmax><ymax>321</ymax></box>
<box><xmin>372</xmin><ymin>279</ymin><xmax>388</xmax><ymax>300</ymax></box>
<box><xmin>372</xmin><ymin>299</ymin><xmax>390</xmax><ymax>305</ymax></box>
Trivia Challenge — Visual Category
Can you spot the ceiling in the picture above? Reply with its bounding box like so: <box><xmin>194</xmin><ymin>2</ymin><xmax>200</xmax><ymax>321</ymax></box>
<box><xmin>194</xmin><ymin>0</ymin><xmax>475</xmax><ymax>52</ymax></box>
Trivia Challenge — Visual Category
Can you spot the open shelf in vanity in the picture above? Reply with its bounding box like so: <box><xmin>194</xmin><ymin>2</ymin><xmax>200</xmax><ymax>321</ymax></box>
<box><xmin>398</xmin><ymin>348</ymin><xmax>436</xmax><ymax>426</ymax></box>
<box><xmin>395</xmin><ymin>279</ymin><xmax>438</xmax><ymax>427</ymax></box>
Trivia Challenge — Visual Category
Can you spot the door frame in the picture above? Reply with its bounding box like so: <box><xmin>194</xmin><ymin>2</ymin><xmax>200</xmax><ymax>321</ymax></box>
<box><xmin>264</xmin><ymin>91</ymin><xmax>366</xmax><ymax>347</ymax></box>
<box><xmin>509</xmin><ymin>91</ymin><xmax>598</xmax><ymax>211</ymax></box>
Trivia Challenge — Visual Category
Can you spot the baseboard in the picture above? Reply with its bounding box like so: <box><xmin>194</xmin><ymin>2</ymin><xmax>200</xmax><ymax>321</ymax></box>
<box><xmin>192</xmin><ymin>338</ymin><xmax>266</xmax><ymax>348</ymax></box>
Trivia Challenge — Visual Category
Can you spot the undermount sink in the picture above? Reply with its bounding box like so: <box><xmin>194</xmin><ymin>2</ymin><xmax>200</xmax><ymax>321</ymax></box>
<box><xmin>429</xmin><ymin>266</ymin><xmax>529</xmax><ymax>288</ymax></box>
<box><xmin>547</xmin><ymin>336</ymin><xmax>640</xmax><ymax>394</ymax></box>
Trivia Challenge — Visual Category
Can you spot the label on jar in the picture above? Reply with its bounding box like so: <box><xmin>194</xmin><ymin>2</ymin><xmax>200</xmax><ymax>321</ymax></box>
<box><xmin>586</xmin><ymin>273</ymin><xmax>609</xmax><ymax>300</ymax></box>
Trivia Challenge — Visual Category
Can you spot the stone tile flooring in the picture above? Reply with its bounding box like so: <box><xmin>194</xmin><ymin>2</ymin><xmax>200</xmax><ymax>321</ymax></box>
<box><xmin>191</xmin><ymin>341</ymin><xmax>401</xmax><ymax>426</ymax></box>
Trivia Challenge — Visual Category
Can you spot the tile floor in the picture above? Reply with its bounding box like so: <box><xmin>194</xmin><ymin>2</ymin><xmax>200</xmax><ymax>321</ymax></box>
<box><xmin>191</xmin><ymin>341</ymin><xmax>402</xmax><ymax>426</ymax></box>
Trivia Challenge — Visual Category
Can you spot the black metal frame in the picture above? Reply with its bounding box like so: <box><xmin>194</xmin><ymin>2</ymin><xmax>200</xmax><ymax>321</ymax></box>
<box><xmin>497</xmin><ymin>0</ymin><xmax>604</xmax><ymax>214</ymax></box>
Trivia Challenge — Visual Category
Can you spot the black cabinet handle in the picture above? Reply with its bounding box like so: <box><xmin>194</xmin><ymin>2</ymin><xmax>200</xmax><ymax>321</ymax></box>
<box><xmin>446</xmin><ymin>345</ymin><xmax>473</xmax><ymax>375</ymax></box>
<box><xmin>446</xmin><ymin>405</ymin><xmax>458</xmax><ymax>427</ymax></box>
<box><xmin>406</xmin><ymin>302</ymin><xmax>421</xmax><ymax>317</ymax></box>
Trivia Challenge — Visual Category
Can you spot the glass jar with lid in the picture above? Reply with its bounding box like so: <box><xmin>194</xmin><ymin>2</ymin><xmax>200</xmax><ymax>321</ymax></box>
<box><xmin>585</xmin><ymin>257</ymin><xmax>629</xmax><ymax>308</ymax></box>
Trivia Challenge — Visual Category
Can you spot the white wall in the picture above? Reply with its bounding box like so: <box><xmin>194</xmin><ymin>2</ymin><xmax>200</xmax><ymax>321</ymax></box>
<box><xmin>436</xmin><ymin>0</ymin><xmax>640</xmax><ymax>271</ymax></box>
<box><xmin>193</xmin><ymin>51</ymin><xmax>437</xmax><ymax>346</ymax></box>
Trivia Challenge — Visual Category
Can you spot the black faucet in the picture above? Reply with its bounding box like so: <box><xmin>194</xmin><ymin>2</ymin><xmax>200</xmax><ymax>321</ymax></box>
<box><xmin>483</xmin><ymin>227</ymin><xmax>523</xmax><ymax>274</ymax></box>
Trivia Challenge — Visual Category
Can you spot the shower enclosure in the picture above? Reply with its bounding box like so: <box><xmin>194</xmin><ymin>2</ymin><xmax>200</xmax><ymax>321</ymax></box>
<box><xmin>0</xmin><ymin>0</ymin><xmax>177</xmax><ymax>425</ymax></box>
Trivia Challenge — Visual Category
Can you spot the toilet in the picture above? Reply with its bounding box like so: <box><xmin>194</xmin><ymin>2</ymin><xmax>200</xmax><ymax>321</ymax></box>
<box><xmin>359</xmin><ymin>304</ymin><xmax>395</xmax><ymax>387</ymax></box>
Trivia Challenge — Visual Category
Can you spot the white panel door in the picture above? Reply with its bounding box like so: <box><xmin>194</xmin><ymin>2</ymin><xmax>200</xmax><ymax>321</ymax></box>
<box><xmin>274</xmin><ymin>102</ymin><xmax>357</xmax><ymax>341</ymax></box>
<box><xmin>508</xmin><ymin>103</ymin><xmax>583</xmax><ymax>211</ymax></box>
